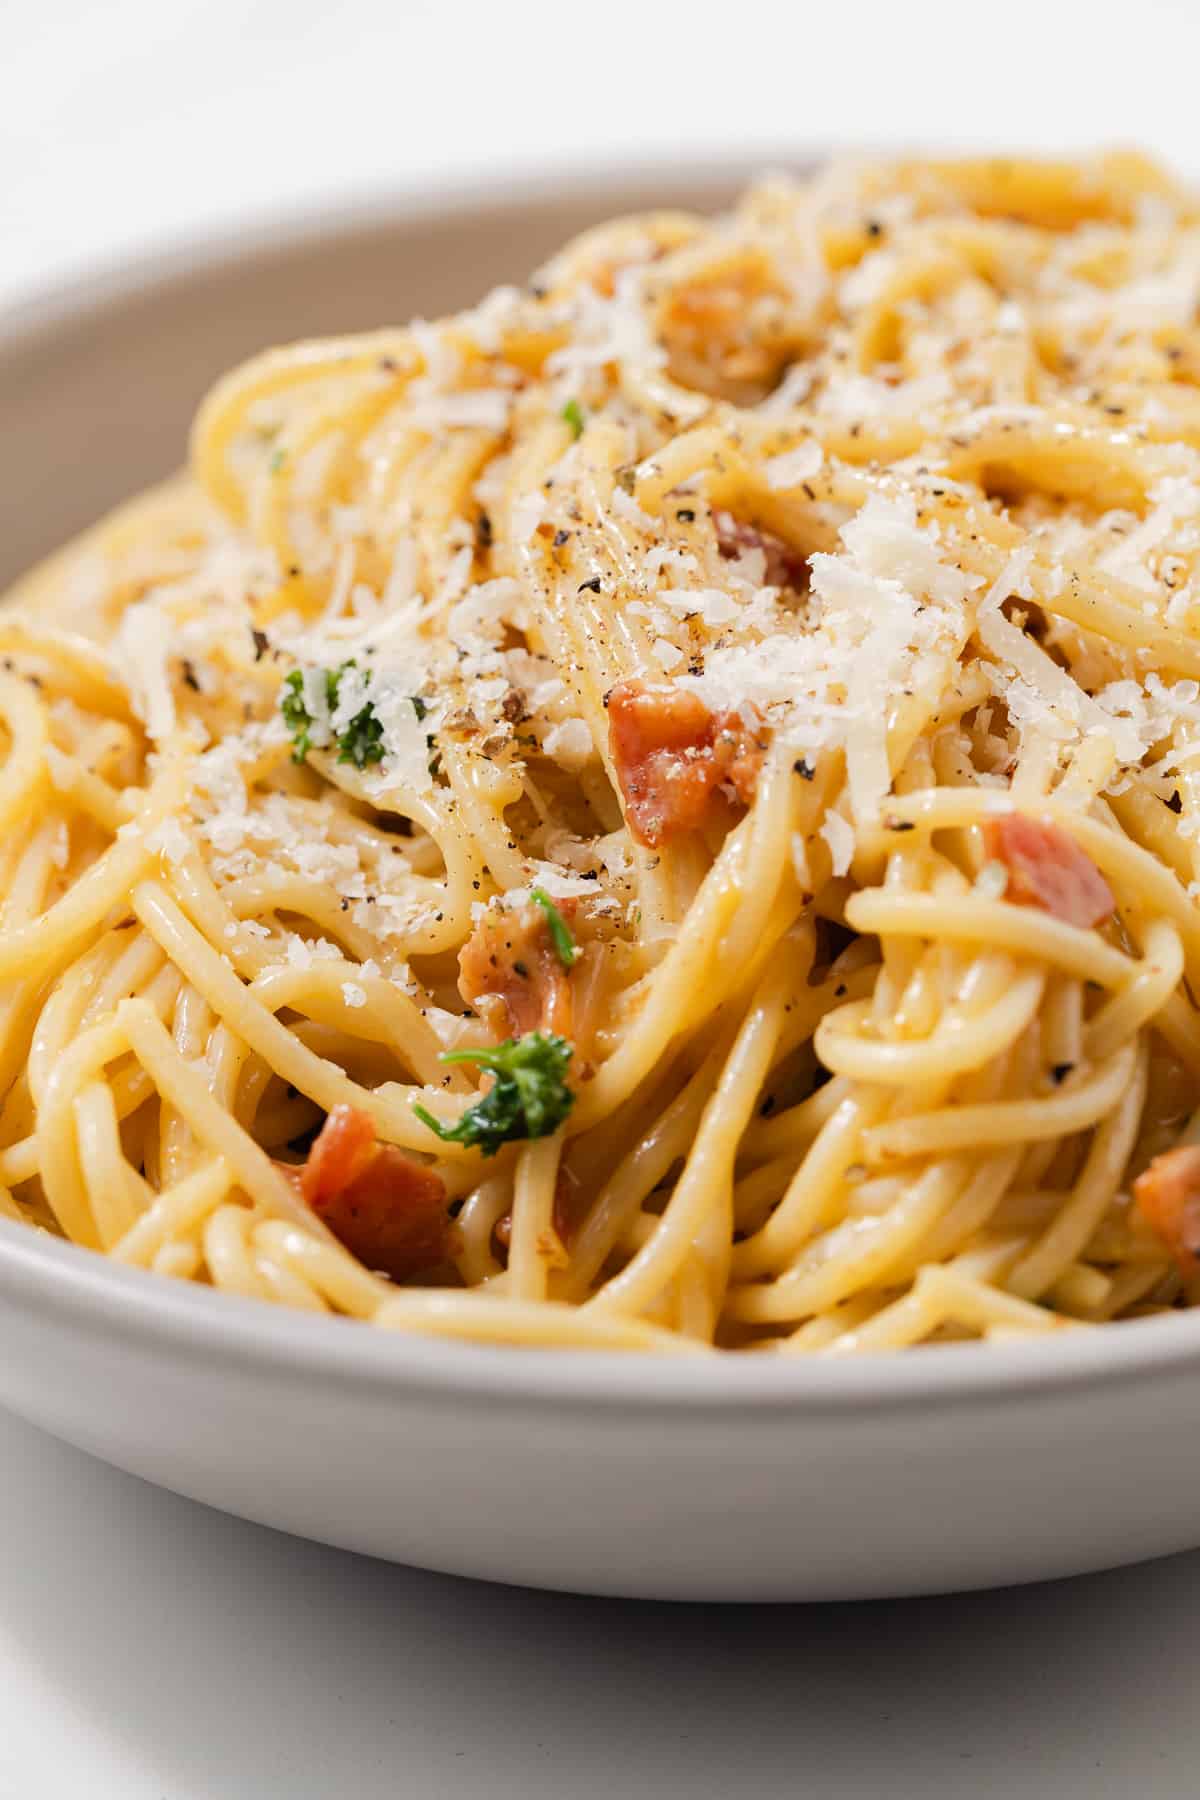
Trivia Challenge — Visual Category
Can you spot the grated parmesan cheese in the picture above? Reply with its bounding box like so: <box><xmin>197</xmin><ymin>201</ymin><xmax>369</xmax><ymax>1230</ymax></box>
<box><xmin>763</xmin><ymin>441</ymin><xmax>824</xmax><ymax>491</ymax></box>
<box><xmin>115</xmin><ymin>601</ymin><xmax>176</xmax><ymax>744</ymax></box>
<box><xmin>147</xmin><ymin>818</ymin><xmax>191</xmax><ymax>864</ymax></box>
<box><xmin>408</xmin><ymin>390</ymin><xmax>511</xmax><ymax>433</ymax></box>
<box><xmin>543</xmin><ymin>718</ymin><xmax>594</xmax><ymax>771</ymax></box>
<box><xmin>820</xmin><ymin>807</ymin><xmax>855</xmax><ymax>878</ymax></box>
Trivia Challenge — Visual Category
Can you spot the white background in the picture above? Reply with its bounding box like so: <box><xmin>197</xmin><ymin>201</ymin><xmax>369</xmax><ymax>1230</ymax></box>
<box><xmin>5</xmin><ymin>2</ymin><xmax>1200</xmax><ymax>1793</ymax></box>
<box><xmin>7</xmin><ymin>0</ymin><xmax>1200</xmax><ymax>310</ymax></box>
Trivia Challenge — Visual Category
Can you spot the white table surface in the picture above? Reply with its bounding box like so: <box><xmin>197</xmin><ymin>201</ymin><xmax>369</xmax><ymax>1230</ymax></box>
<box><xmin>6</xmin><ymin>1</ymin><xmax>1200</xmax><ymax>1792</ymax></box>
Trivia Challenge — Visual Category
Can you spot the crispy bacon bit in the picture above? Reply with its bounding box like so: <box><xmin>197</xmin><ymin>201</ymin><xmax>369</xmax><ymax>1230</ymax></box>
<box><xmin>292</xmin><ymin>1104</ymin><xmax>451</xmax><ymax>1282</ymax></box>
<box><xmin>983</xmin><ymin>815</ymin><xmax>1115</xmax><ymax>929</ymax></box>
<box><xmin>500</xmin><ymin>685</ymin><xmax>528</xmax><ymax>724</ymax></box>
<box><xmin>1133</xmin><ymin>1145</ymin><xmax>1200</xmax><ymax>1279</ymax></box>
<box><xmin>607</xmin><ymin>678</ymin><xmax>764</xmax><ymax>848</ymax></box>
<box><xmin>719</xmin><ymin>720</ymin><xmax>765</xmax><ymax>811</ymax></box>
<box><xmin>459</xmin><ymin>899</ymin><xmax>577</xmax><ymax>1039</ymax></box>
<box><xmin>713</xmin><ymin>510</ymin><xmax>809</xmax><ymax>592</ymax></box>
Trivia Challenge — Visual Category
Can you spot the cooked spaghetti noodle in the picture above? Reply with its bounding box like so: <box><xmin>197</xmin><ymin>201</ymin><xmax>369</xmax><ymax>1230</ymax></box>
<box><xmin>8</xmin><ymin>150</ymin><xmax>1200</xmax><ymax>1353</ymax></box>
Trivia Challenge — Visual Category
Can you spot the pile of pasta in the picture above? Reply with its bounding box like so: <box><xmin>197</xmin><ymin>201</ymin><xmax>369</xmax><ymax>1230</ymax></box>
<box><xmin>7</xmin><ymin>149</ymin><xmax>1200</xmax><ymax>1353</ymax></box>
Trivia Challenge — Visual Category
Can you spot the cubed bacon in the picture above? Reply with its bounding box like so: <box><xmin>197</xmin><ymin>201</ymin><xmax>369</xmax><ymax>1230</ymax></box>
<box><xmin>606</xmin><ymin>678</ymin><xmax>764</xmax><ymax>849</ymax></box>
<box><xmin>713</xmin><ymin>510</ymin><xmax>809</xmax><ymax>592</ymax></box>
<box><xmin>983</xmin><ymin>815</ymin><xmax>1115</xmax><ymax>929</ymax></box>
<box><xmin>1133</xmin><ymin>1145</ymin><xmax>1200</xmax><ymax>1279</ymax></box>
<box><xmin>458</xmin><ymin>898</ymin><xmax>576</xmax><ymax>1039</ymax></box>
<box><xmin>719</xmin><ymin>718</ymin><xmax>766</xmax><ymax>811</ymax></box>
<box><xmin>291</xmin><ymin>1104</ymin><xmax>451</xmax><ymax>1282</ymax></box>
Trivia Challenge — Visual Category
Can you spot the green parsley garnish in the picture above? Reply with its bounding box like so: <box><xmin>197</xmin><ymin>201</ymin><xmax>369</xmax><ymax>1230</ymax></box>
<box><xmin>280</xmin><ymin>667</ymin><xmax>334</xmax><ymax>762</ymax></box>
<box><xmin>269</xmin><ymin>447</ymin><xmax>287</xmax><ymax>474</ymax></box>
<box><xmin>280</xmin><ymin>664</ymin><xmax>427</xmax><ymax>770</ymax></box>
<box><xmin>335</xmin><ymin>683</ymin><xmax>385</xmax><ymax>769</ymax></box>
<box><xmin>530</xmin><ymin>887</ymin><xmax>578</xmax><ymax>968</ymax></box>
<box><xmin>562</xmin><ymin>398</ymin><xmax>585</xmax><ymax>440</ymax></box>
<box><xmin>412</xmin><ymin>1032</ymin><xmax>574</xmax><ymax>1156</ymax></box>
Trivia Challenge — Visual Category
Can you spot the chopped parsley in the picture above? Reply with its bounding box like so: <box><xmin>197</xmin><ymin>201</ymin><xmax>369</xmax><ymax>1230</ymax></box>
<box><xmin>562</xmin><ymin>398</ymin><xmax>585</xmax><ymax>439</ymax></box>
<box><xmin>412</xmin><ymin>1032</ymin><xmax>574</xmax><ymax>1156</ymax></box>
<box><xmin>280</xmin><ymin>663</ymin><xmax>427</xmax><ymax>769</ymax></box>
<box><xmin>337</xmin><ymin>688</ymin><xmax>385</xmax><ymax>768</ymax></box>
<box><xmin>281</xmin><ymin>667</ymin><xmax>336</xmax><ymax>763</ymax></box>
<box><xmin>530</xmin><ymin>887</ymin><xmax>578</xmax><ymax>968</ymax></box>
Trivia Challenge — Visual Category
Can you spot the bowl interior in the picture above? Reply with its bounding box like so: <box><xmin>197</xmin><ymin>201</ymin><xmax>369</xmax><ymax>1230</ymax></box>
<box><xmin>6</xmin><ymin>154</ymin><xmax>1200</xmax><ymax>1411</ymax></box>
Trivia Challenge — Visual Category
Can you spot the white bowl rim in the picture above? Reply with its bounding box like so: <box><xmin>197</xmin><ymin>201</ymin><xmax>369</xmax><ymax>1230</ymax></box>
<box><xmin>4</xmin><ymin>152</ymin><xmax>1200</xmax><ymax>1418</ymax></box>
<box><xmin>4</xmin><ymin>1215</ymin><xmax>1200</xmax><ymax>1413</ymax></box>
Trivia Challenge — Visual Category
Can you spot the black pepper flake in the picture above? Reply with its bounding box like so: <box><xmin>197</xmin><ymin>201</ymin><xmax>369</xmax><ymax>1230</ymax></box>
<box><xmin>1050</xmin><ymin>1062</ymin><xmax>1074</xmax><ymax>1085</ymax></box>
<box><xmin>578</xmin><ymin>577</ymin><xmax>602</xmax><ymax>594</ymax></box>
<box><xmin>865</xmin><ymin>218</ymin><xmax>883</xmax><ymax>238</ymax></box>
<box><xmin>180</xmin><ymin>660</ymin><xmax>200</xmax><ymax>692</ymax></box>
<box><xmin>477</xmin><ymin>511</ymin><xmax>493</xmax><ymax>547</ymax></box>
<box><xmin>553</xmin><ymin>528</ymin><xmax>570</xmax><ymax>547</ymax></box>
<box><xmin>676</xmin><ymin>508</ymin><xmax>696</xmax><ymax>523</ymax></box>
<box><xmin>793</xmin><ymin>759</ymin><xmax>816</xmax><ymax>780</ymax></box>
<box><xmin>884</xmin><ymin>817</ymin><xmax>916</xmax><ymax>832</ymax></box>
<box><xmin>251</xmin><ymin>628</ymin><xmax>270</xmax><ymax>661</ymax></box>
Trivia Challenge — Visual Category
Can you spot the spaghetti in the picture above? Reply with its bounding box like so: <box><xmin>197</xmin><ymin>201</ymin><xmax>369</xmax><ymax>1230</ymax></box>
<box><xmin>7</xmin><ymin>150</ymin><xmax>1200</xmax><ymax>1353</ymax></box>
